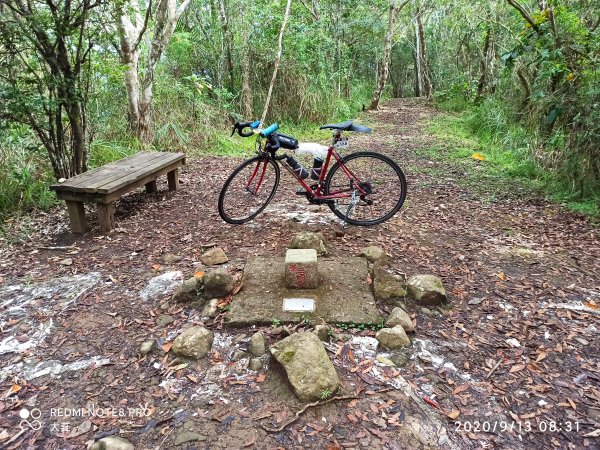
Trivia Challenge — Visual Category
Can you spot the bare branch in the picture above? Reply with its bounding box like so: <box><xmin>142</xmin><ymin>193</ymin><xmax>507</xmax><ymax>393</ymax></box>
<box><xmin>505</xmin><ymin>0</ymin><xmax>540</xmax><ymax>34</ymax></box>
<box><xmin>133</xmin><ymin>0</ymin><xmax>152</xmax><ymax>52</ymax></box>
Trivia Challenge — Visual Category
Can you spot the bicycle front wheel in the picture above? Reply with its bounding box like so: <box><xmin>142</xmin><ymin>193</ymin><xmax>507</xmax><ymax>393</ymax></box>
<box><xmin>324</xmin><ymin>151</ymin><xmax>407</xmax><ymax>226</ymax></box>
<box><xmin>218</xmin><ymin>155</ymin><xmax>280</xmax><ymax>224</ymax></box>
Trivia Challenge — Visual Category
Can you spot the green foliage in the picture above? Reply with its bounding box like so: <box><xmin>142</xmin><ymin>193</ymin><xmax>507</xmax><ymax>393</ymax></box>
<box><xmin>0</xmin><ymin>127</ymin><xmax>56</xmax><ymax>220</ymax></box>
<box><xmin>320</xmin><ymin>388</ymin><xmax>332</xmax><ymax>400</ymax></box>
<box><xmin>427</xmin><ymin>105</ymin><xmax>599</xmax><ymax>217</ymax></box>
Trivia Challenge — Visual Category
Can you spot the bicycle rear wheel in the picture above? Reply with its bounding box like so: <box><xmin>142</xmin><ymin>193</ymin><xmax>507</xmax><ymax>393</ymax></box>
<box><xmin>218</xmin><ymin>155</ymin><xmax>280</xmax><ymax>224</ymax></box>
<box><xmin>324</xmin><ymin>151</ymin><xmax>407</xmax><ymax>226</ymax></box>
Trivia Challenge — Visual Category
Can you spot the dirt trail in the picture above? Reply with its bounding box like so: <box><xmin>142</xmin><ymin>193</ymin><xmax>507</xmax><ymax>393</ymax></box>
<box><xmin>0</xmin><ymin>98</ymin><xmax>598</xmax><ymax>449</ymax></box>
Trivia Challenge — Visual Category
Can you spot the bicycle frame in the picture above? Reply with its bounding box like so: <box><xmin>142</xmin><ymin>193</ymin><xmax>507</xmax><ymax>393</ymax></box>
<box><xmin>244</xmin><ymin>132</ymin><xmax>368</xmax><ymax>200</ymax></box>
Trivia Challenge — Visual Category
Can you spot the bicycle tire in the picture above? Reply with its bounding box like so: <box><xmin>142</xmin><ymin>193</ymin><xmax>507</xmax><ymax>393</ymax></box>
<box><xmin>218</xmin><ymin>155</ymin><xmax>280</xmax><ymax>224</ymax></box>
<box><xmin>323</xmin><ymin>151</ymin><xmax>407</xmax><ymax>226</ymax></box>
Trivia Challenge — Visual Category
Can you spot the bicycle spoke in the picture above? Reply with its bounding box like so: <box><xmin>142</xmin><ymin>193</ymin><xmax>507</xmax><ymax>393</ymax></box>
<box><xmin>218</xmin><ymin>157</ymin><xmax>279</xmax><ymax>224</ymax></box>
<box><xmin>325</xmin><ymin>152</ymin><xmax>406</xmax><ymax>225</ymax></box>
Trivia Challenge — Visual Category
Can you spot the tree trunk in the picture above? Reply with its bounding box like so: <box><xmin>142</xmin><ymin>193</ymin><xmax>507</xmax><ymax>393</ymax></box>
<box><xmin>260</xmin><ymin>0</ymin><xmax>292</xmax><ymax>125</ymax></box>
<box><xmin>218</xmin><ymin>0</ymin><xmax>234</xmax><ymax>92</ymax></box>
<box><xmin>240</xmin><ymin>26</ymin><xmax>253</xmax><ymax>118</ymax></box>
<box><xmin>416</xmin><ymin>7</ymin><xmax>432</xmax><ymax>99</ymax></box>
<box><xmin>368</xmin><ymin>0</ymin><xmax>402</xmax><ymax>110</ymax></box>
<box><xmin>117</xmin><ymin>0</ymin><xmax>191</xmax><ymax>145</ymax></box>
<box><xmin>413</xmin><ymin>22</ymin><xmax>421</xmax><ymax>97</ymax></box>
<box><xmin>476</xmin><ymin>26</ymin><xmax>492</xmax><ymax>101</ymax></box>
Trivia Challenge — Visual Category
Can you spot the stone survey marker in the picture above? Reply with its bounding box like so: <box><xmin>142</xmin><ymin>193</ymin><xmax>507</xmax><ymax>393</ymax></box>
<box><xmin>284</xmin><ymin>249</ymin><xmax>319</xmax><ymax>289</ymax></box>
<box><xmin>227</xmin><ymin>250</ymin><xmax>381</xmax><ymax>325</ymax></box>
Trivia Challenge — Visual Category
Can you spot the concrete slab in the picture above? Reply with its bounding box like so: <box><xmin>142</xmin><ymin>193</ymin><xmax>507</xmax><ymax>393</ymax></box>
<box><xmin>226</xmin><ymin>257</ymin><xmax>382</xmax><ymax>326</ymax></box>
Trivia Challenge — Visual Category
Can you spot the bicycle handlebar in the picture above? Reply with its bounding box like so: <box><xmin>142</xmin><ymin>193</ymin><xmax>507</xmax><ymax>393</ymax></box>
<box><xmin>231</xmin><ymin>120</ymin><xmax>281</xmax><ymax>151</ymax></box>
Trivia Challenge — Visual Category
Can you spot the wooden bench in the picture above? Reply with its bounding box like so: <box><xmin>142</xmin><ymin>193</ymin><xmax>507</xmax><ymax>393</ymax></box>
<box><xmin>50</xmin><ymin>151</ymin><xmax>186</xmax><ymax>233</ymax></box>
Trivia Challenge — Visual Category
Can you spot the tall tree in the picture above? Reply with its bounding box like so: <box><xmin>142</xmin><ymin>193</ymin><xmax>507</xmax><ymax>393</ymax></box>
<box><xmin>116</xmin><ymin>0</ymin><xmax>191</xmax><ymax>145</ymax></box>
<box><xmin>260</xmin><ymin>0</ymin><xmax>292</xmax><ymax>125</ymax></box>
<box><xmin>0</xmin><ymin>0</ymin><xmax>100</xmax><ymax>179</ymax></box>
<box><xmin>415</xmin><ymin>5</ymin><xmax>431</xmax><ymax>99</ymax></box>
<box><xmin>217</xmin><ymin>0</ymin><xmax>234</xmax><ymax>93</ymax></box>
<box><xmin>369</xmin><ymin>0</ymin><xmax>409</xmax><ymax>110</ymax></box>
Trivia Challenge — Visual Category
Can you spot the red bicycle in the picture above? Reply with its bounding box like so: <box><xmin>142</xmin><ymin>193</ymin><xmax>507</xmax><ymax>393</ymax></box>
<box><xmin>218</xmin><ymin>120</ymin><xmax>407</xmax><ymax>226</ymax></box>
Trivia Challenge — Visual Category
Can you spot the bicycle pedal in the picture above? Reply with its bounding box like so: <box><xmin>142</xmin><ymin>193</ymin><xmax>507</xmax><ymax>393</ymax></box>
<box><xmin>295</xmin><ymin>189</ymin><xmax>310</xmax><ymax>196</ymax></box>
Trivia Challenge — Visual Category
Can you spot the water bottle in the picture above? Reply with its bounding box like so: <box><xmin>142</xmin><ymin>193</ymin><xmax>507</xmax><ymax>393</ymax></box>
<box><xmin>311</xmin><ymin>157</ymin><xmax>324</xmax><ymax>180</ymax></box>
<box><xmin>286</xmin><ymin>156</ymin><xmax>309</xmax><ymax>179</ymax></box>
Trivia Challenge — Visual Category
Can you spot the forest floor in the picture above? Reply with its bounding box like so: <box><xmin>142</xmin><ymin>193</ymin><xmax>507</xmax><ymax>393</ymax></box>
<box><xmin>0</xmin><ymin>98</ymin><xmax>599</xmax><ymax>450</ymax></box>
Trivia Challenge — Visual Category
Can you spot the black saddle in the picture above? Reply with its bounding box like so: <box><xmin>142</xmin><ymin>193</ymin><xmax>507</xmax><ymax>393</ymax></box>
<box><xmin>320</xmin><ymin>120</ymin><xmax>372</xmax><ymax>134</ymax></box>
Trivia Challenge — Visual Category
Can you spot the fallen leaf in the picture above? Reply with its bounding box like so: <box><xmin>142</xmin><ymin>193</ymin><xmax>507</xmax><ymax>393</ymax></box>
<box><xmin>255</xmin><ymin>373</ymin><xmax>266</xmax><ymax>383</ymax></box>
<box><xmin>509</xmin><ymin>364</ymin><xmax>526</xmax><ymax>373</ymax></box>
<box><xmin>447</xmin><ymin>409</ymin><xmax>461</xmax><ymax>419</ymax></box>
<box><xmin>497</xmin><ymin>271</ymin><xmax>507</xmax><ymax>281</ymax></box>
<box><xmin>452</xmin><ymin>384</ymin><xmax>470</xmax><ymax>395</ymax></box>
<box><xmin>161</xmin><ymin>342</ymin><xmax>173</xmax><ymax>353</ymax></box>
<box><xmin>67</xmin><ymin>420</ymin><xmax>92</xmax><ymax>438</ymax></box>
<box><xmin>471</xmin><ymin>153</ymin><xmax>486</xmax><ymax>161</ymax></box>
<box><xmin>535</xmin><ymin>352</ymin><xmax>547</xmax><ymax>362</ymax></box>
<box><xmin>243</xmin><ymin>435</ymin><xmax>256</xmax><ymax>447</ymax></box>
<box><xmin>194</xmin><ymin>271</ymin><xmax>205</xmax><ymax>279</ymax></box>
<box><xmin>347</xmin><ymin>414</ymin><xmax>358</xmax><ymax>424</ymax></box>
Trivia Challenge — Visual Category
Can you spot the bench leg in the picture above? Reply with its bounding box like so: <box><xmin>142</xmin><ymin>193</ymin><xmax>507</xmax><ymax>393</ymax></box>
<box><xmin>65</xmin><ymin>201</ymin><xmax>89</xmax><ymax>233</ymax></box>
<box><xmin>97</xmin><ymin>202</ymin><xmax>116</xmax><ymax>232</ymax></box>
<box><xmin>145</xmin><ymin>179</ymin><xmax>158</xmax><ymax>194</ymax></box>
<box><xmin>167</xmin><ymin>168</ymin><xmax>179</xmax><ymax>191</ymax></box>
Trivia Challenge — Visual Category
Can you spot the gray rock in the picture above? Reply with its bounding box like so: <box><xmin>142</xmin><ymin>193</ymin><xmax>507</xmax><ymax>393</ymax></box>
<box><xmin>155</xmin><ymin>314</ymin><xmax>175</xmax><ymax>327</ymax></box>
<box><xmin>389</xmin><ymin>349</ymin><xmax>411</xmax><ymax>367</ymax></box>
<box><xmin>376</xmin><ymin>325</ymin><xmax>411</xmax><ymax>349</ymax></box>
<box><xmin>203</xmin><ymin>269</ymin><xmax>234</xmax><ymax>298</ymax></box>
<box><xmin>140</xmin><ymin>340</ymin><xmax>155</xmax><ymax>355</ymax></box>
<box><xmin>407</xmin><ymin>275</ymin><xmax>447</xmax><ymax>306</ymax></box>
<box><xmin>587</xmin><ymin>407</ymin><xmax>600</xmax><ymax>422</ymax></box>
<box><xmin>373</xmin><ymin>264</ymin><xmax>407</xmax><ymax>302</ymax></box>
<box><xmin>249</xmin><ymin>331</ymin><xmax>266</xmax><ymax>356</ymax></box>
<box><xmin>336</xmin><ymin>333</ymin><xmax>352</xmax><ymax>342</ymax></box>
<box><xmin>139</xmin><ymin>271</ymin><xmax>182</xmax><ymax>301</ymax></box>
<box><xmin>289</xmin><ymin>231</ymin><xmax>328</xmax><ymax>256</ymax></box>
<box><xmin>420</xmin><ymin>307</ymin><xmax>434</xmax><ymax>316</ymax></box>
<box><xmin>201</xmin><ymin>298</ymin><xmax>219</xmax><ymax>317</ymax></box>
<box><xmin>359</xmin><ymin>246</ymin><xmax>388</xmax><ymax>264</ymax></box>
<box><xmin>171</xmin><ymin>326</ymin><xmax>214</xmax><ymax>360</ymax></box>
<box><xmin>314</xmin><ymin>324</ymin><xmax>331</xmax><ymax>341</ymax></box>
<box><xmin>200</xmin><ymin>247</ymin><xmax>228</xmax><ymax>266</ymax></box>
<box><xmin>90</xmin><ymin>436</ymin><xmax>134</xmax><ymax>450</ymax></box>
<box><xmin>385</xmin><ymin>307</ymin><xmax>415</xmax><ymax>332</ymax></box>
<box><xmin>172</xmin><ymin>276</ymin><xmax>201</xmax><ymax>303</ymax></box>
<box><xmin>231</xmin><ymin>350</ymin><xmax>248</xmax><ymax>362</ymax></box>
<box><xmin>249</xmin><ymin>357</ymin><xmax>263</xmax><ymax>371</ymax></box>
<box><xmin>173</xmin><ymin>431</ymin><xmax>207</xmax><ymax>446</ymax></box>
<box><xmin>163</xmin><ymin>254</ymin><xmax>182</xmax><ymax>264</ymax></box>
<box><xmin>270</xmin><ymin>332</ymin><xmax>339</xmax><ymax>402</ymax></box>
